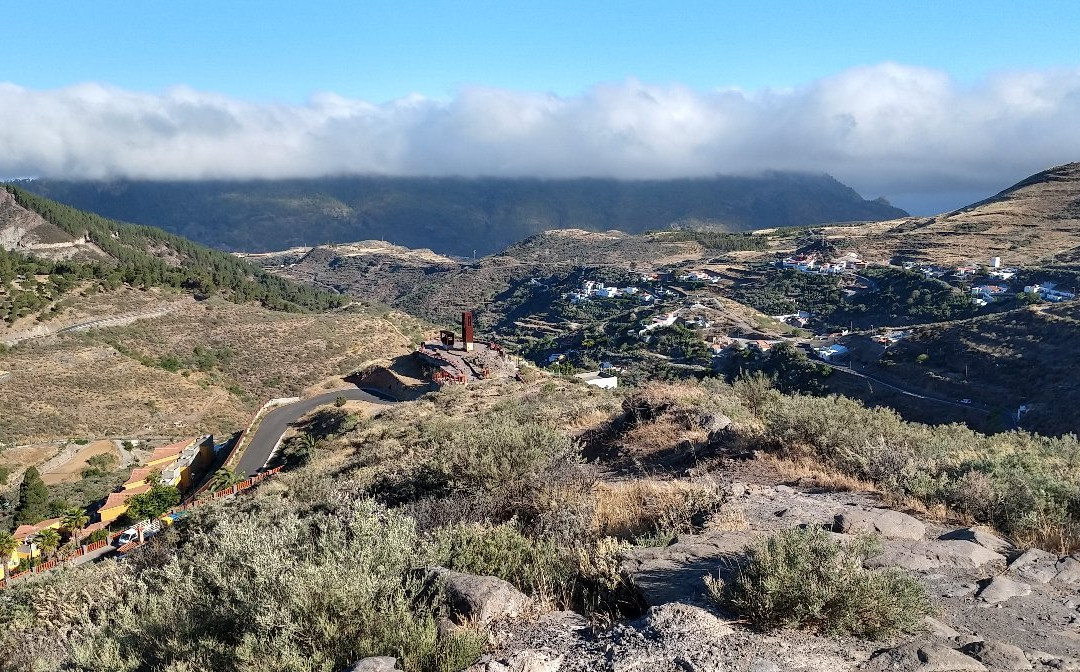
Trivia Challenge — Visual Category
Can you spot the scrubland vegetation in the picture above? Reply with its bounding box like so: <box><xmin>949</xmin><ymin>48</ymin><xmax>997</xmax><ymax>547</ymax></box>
<box><xmin>3</xmin><ymin>373</ymin><xmax>1078</xmax><ymax>669</ymax></box>
<box><xmin>733</xmin><ymin>266</ymin><xmax>977</xmax><ymax>327</ymax></box>
<box><xmin>707</xmin><ymin>527</ymin><xmax>930</xmax><ymax>638</ymax></box>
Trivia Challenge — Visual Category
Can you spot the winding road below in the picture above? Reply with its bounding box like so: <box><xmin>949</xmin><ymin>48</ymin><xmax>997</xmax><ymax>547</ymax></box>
<box><xmin>820</xmin><ymin>360</ymin><xmax>992</xmax><ymax>413</ymax></box>
<box><xmin>235</xmin><ymin>388</ymin><xmax>394</xmax><ymax>477</ymax></box>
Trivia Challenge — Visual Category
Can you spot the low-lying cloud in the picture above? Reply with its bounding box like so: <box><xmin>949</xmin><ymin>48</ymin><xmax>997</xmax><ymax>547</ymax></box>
<box><xmin>3</xmin><ymin>62</ymin><xmax>1080</xmax><ymax>212</ymax></box>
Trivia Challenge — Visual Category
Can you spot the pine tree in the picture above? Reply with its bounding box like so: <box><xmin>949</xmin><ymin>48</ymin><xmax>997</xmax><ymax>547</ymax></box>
<box><xmin>14</xmin><ymin>467</ymin><xmax>49</xmax><ymax>527</ymax></box>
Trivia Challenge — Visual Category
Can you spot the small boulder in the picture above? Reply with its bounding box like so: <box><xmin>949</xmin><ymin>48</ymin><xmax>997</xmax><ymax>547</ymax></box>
<box><xmin>938</xmin><ymin>527</ymin><xmax>1013</xmax><ymax>555</ymax></box>
<box><xmin>863</xmin><ymin>641</ymin><xmax>987</xmax><ymax>671</ymax></box>
<box><xmin>923</xmin><ymin>617</ymin><xmax>961</xmax><ymax>640</ymax></box>
<box><xmin>347</xmin><ymin>657</ymin><xmax>400</xmax><ymax>672</ymax></box>
<box><xmin>1025</xmin><ymin>650</ymin><xmax>1080</xmax><ymax>671</ymax></box>
<box><xmin>699</xmin><ymin>412</ymin><xmax>732</xmax><ymax>436</ymax></box>
<box><xmin>1053</xmin><ymin>556</ymin><xmax>1080</xmax><ymax>585</ymax></box>
<box><xmin>1009</xmin><ymin>548</ymin><xmax>1060</xmax><ymax>584</ymax></box>
<box><xmin>749</xmin><ymin>658</ymin><xmax>781</xmax><ymax>672</ymax></box>
<box><xmin>959</xmin><ymin>640</ymin><xmax>1031</xmax><ymax>670</ymax></box>
<box><xmin>427</xmin><ymin>567</ymin><xmax>530</xmax><ymax>625</ymax></box>
<box><xmin>835</xmin><ymin>507</ymin><xmax>926</xmax><ymax>540</ymax></box>
<box><xmin>977</xmin><ymin>576</ymin><xmax>1032</xmax><ymax>604</ymax></box>
<box><xmin>467</xmin><ymin>650</ymin><xmax>563</xmax><ymax>672</ymax></box>
<box><xmin>641</xmin><ymin>602</ymin><xmax>734</xmax><ymax>642</ymax></box>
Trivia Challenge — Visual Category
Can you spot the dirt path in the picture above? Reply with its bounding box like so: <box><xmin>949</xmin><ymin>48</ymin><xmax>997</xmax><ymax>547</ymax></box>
<box><xmin>2</xmin><ymin>306</ymin><xmax>181</xmax><ymax>346</ymax></box>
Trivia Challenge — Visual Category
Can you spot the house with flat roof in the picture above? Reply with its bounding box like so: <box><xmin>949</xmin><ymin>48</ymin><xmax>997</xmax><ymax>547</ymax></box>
<box><xmin>97</xmin><ymin>436</ymin><xmax>214</xmax><ymax>524</ymax></box>
<box><xmin>817</xmin><ymin>344</ymin><xmax>849</xmax><ymax>361</ymax></box>
<box><xmin>575</xmin><ymin>371</ymin><xmax>618</xmax><ymax>389</ymax></box>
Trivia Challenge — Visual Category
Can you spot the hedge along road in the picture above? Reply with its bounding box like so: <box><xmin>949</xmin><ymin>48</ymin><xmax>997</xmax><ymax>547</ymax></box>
<box><xmin>235</xmin><ymin>388</ymin><xmax>395</xmax><ymax>478</ymax></box>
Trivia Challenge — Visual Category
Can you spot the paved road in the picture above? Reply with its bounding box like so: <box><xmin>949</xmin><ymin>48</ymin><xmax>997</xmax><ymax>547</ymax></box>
<box><xmin>235</xmin><ymin>388</ymin><xmax>393</xmax><ymax>477</ymax></box>
<box><xmin>820</xmin><ymin>360</ymin><xmax>991</xmax><ymax>413</ymax></box>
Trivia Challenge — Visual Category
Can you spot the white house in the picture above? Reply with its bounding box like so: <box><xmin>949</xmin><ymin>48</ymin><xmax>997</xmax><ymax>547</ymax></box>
<box><xmin>576</xmin><ymin>371</ymin><xmax>618</xmax><ymax>389</ymax></box>
<box><xmin>1025</xmin><ymin>282</ymin><xmax>1076</xmax><ymax>302</ymax></box>
<box><xmin>817</xmin><ymin>344</ymin><xmax>849</xmax><ymax>361</ymax></box>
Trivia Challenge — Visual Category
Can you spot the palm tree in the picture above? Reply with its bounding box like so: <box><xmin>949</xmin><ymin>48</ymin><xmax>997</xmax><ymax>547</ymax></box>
<box><xmin>0</xmin><ymin>531</ymin><xmax>16</xmax><ymax>582</ymax></box>
<box><xmin>208</xmin><ymin>467</ymin><xmax>243</xmax><ymax>493</ymax></box>
<box><xmin>61</xmin><ymin>507</ymin><xmax>89</xmax><ymax>546</ymax></box>
<box><xmin>35</xmin><ymin>528</ymin><xmax>60</xmax><ymax>561</ymax></box>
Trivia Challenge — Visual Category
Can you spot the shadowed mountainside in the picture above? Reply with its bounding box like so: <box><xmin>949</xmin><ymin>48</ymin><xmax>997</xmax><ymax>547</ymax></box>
<box><xmin>20</xmin><ymin>173</ymin><xmax>907</xmax><ymax>257</ymax></box>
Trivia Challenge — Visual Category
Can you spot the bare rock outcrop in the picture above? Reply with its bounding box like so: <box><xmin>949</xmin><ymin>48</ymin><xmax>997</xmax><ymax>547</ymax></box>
<box><xmin>939</xmin><ymin>527</ymin><xmax>1014</xmax><ymax>555</ymax></box>
<box><xmin>863</xmin><ymin>641</ymin><xmax>987</xmax><ymax>671</ymax></box>
<box><xmin>959</xmin><ymin>640</ymin><xmax>1032</xmax><ymax>670</ymax></box>
<box><xmin>835</xmin><ymin>506</ymin><xmax>926</xmax><ymax>540</ymax></box>
<box><xmin>346</xmin><ymin>657</ymin><xmax>400</xmax><ymax>672</ymax></box>
<box><xmin>865</xmin><ymin>540</ymin><xmax>1005</xmax><ymax>572</ymax></box>
<box><xmin>976</xmin><ymin>576</ymin><xmax>1032</xmax><ymax>604</ymax></box>
<box><xmin>466</xmin><ymin>650</ymin><xmax>563</xmax><ymax>672</ymax></box>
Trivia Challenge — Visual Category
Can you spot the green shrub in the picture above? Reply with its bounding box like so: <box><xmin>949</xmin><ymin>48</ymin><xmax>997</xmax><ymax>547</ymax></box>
<box><xmin>81</xmin><ymin>453</ymin><xmax>119</xmax><ymax>478</ymax></box>
<box><xmin>429</xmin><ymin>414</ymin><xmax>575</xmax><ymax>493</ymax></box>
<box><xmin>57</xmin><ymin>498</ymin><xmax>484</xmax><ymax>672</ymax></box>
<box><xmin>707</xmin><ymin>527</ymin><xmax>929</xmax><ymax>639</ymax></box>
<box><xmin>751</xmin><ymin>387</ymin><xmax>1080</xmax><ymax>550</ymax></box>
<box><xmin>86</xmin><ymin>529</ymin><xmax>108</xmax><ymax>544</ymax></box>
<box><xmin>426</xmin><ymin>522</ymin><xmax>572</xmax><ymax>599</ymax></box>
<box><xmin>121</xmin><ymin>485</ymin><xmax>180</xmax><ymax>523</ymax></box>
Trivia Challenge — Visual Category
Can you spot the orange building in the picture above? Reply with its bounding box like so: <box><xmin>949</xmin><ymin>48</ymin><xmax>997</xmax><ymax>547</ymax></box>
<box><xmin>98</xmin><ymin>485</ymin><xmax>152</xmax><ymax>524</ymax></box>
<box><xmin>96</xmin><ymin>436</ymin><xmax>215</xmax><ymax>525</ymax></box>
<box><xmin>7</xmin><ymin>518</ymin><xmax>62</xmax><ymax>568</ymax></box>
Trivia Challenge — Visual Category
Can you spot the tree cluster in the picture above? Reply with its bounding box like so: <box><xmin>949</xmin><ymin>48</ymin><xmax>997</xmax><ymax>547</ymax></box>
<box><xmin>4</xmin><ymin>185</ymin><xmax>347</xmax><ymax>315</ymax></box>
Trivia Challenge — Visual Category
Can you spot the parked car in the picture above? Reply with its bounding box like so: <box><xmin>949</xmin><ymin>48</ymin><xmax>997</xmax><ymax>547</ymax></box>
<box><xmin>960</xmin><ymin>398</ymin><xmax>972</xmax><ymax>405</ymax></box>
<box><xmin>114</xmin><ymin>520</ymin><xmax>162</xmax><ymax>547</ymax></box>
<box><xmin>114</xmin><ymin>527</ymin><xmax>140</xmax><ymax>547</ymax></box>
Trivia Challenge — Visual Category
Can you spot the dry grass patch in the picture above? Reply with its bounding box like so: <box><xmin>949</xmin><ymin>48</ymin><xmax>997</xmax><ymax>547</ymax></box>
<box><xmin>0</xmin><ymin>296</ymin><xmax>423</xmax><ymax>443</ymax></box>
<box><xmin>592</xmin><ymin>479</ymin><xmax>725</xmax><ymax>540</ymax></box>
<box><xmin>760</xmin><ymin>454</ymin><xmax>877</xmax><ymax>494</ymax></box>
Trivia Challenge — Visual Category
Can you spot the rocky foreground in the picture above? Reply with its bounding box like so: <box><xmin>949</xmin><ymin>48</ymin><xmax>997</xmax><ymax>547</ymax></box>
<box><xmin>356</xmin><ymin>481</ymin><xmax>1080</xmax><ymax>672</ymax></box>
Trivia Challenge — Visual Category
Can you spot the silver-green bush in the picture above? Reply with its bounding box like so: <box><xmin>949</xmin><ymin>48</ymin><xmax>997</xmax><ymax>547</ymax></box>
<box><xmin>708</xmin><ymin>527</ymin><xmax>930</xmax><ymax>639</ymax></box>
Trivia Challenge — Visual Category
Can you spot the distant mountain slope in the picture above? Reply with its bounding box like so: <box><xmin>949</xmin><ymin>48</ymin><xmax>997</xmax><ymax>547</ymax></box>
<box><xmin>810</xmin><ymin>162</ymin><xmax>1080</xmax><ymax>266</ymax></box>
<box><xmin>0</xmin><ymin>189</ymin><xmax>109</xmax><ymax>262</ymax></box>
<box><xmin>21</xmin><ymin>173</ymin><xmax>907</xmax><ymax>257</ymax></box>
<box><xmin>0</xmin><ymin>184</ymin><xmax>346</xmax><ymax>320</ymax></box>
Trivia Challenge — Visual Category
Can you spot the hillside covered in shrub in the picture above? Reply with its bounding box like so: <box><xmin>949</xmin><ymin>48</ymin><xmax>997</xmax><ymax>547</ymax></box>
<box><xmin>4</xmin><ymin>373</ymin><xmax>1080</xmax><ymax>670</ymax></box>
<box><xmin>2</xmin><ymin>184</ymin><xmax>346</xmax><ymax>315</ymax></box>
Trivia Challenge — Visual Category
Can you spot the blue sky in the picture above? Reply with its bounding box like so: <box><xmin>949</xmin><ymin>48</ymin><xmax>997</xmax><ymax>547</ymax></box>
<box><xmin>7</xmin><ymin>1</ymin><xmax>1077</xmax><ymax>102</ymax></box>
<box><xmin>3</xmin><ymin>1</ymin><xmax>1080</xmax><ymax>213</ymax></box>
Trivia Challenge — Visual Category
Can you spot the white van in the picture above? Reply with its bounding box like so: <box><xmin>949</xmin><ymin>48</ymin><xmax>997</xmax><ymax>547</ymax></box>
<box><xmin>114</xmin><ymin>520</ymin><xmax>161</xmax><ymax>547</ymax></box>
<box><xmin>115</xmin><ymin>528</ymin><xmax>140</xmax><ymax>546</ymax></box>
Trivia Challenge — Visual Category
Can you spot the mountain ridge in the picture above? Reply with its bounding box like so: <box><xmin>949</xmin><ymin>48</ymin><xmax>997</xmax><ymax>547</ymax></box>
<box><xmin>19</xmin><ymin>173</ymin><xmax>908</xmax><ymax>257</ymax></box>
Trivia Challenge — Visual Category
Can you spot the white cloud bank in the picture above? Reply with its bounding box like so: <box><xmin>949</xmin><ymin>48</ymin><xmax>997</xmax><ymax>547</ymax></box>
<box><xmin>2</xmin><ymin>63</ymin><xmax>1080</xmax><ymax>211</ymax></box>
